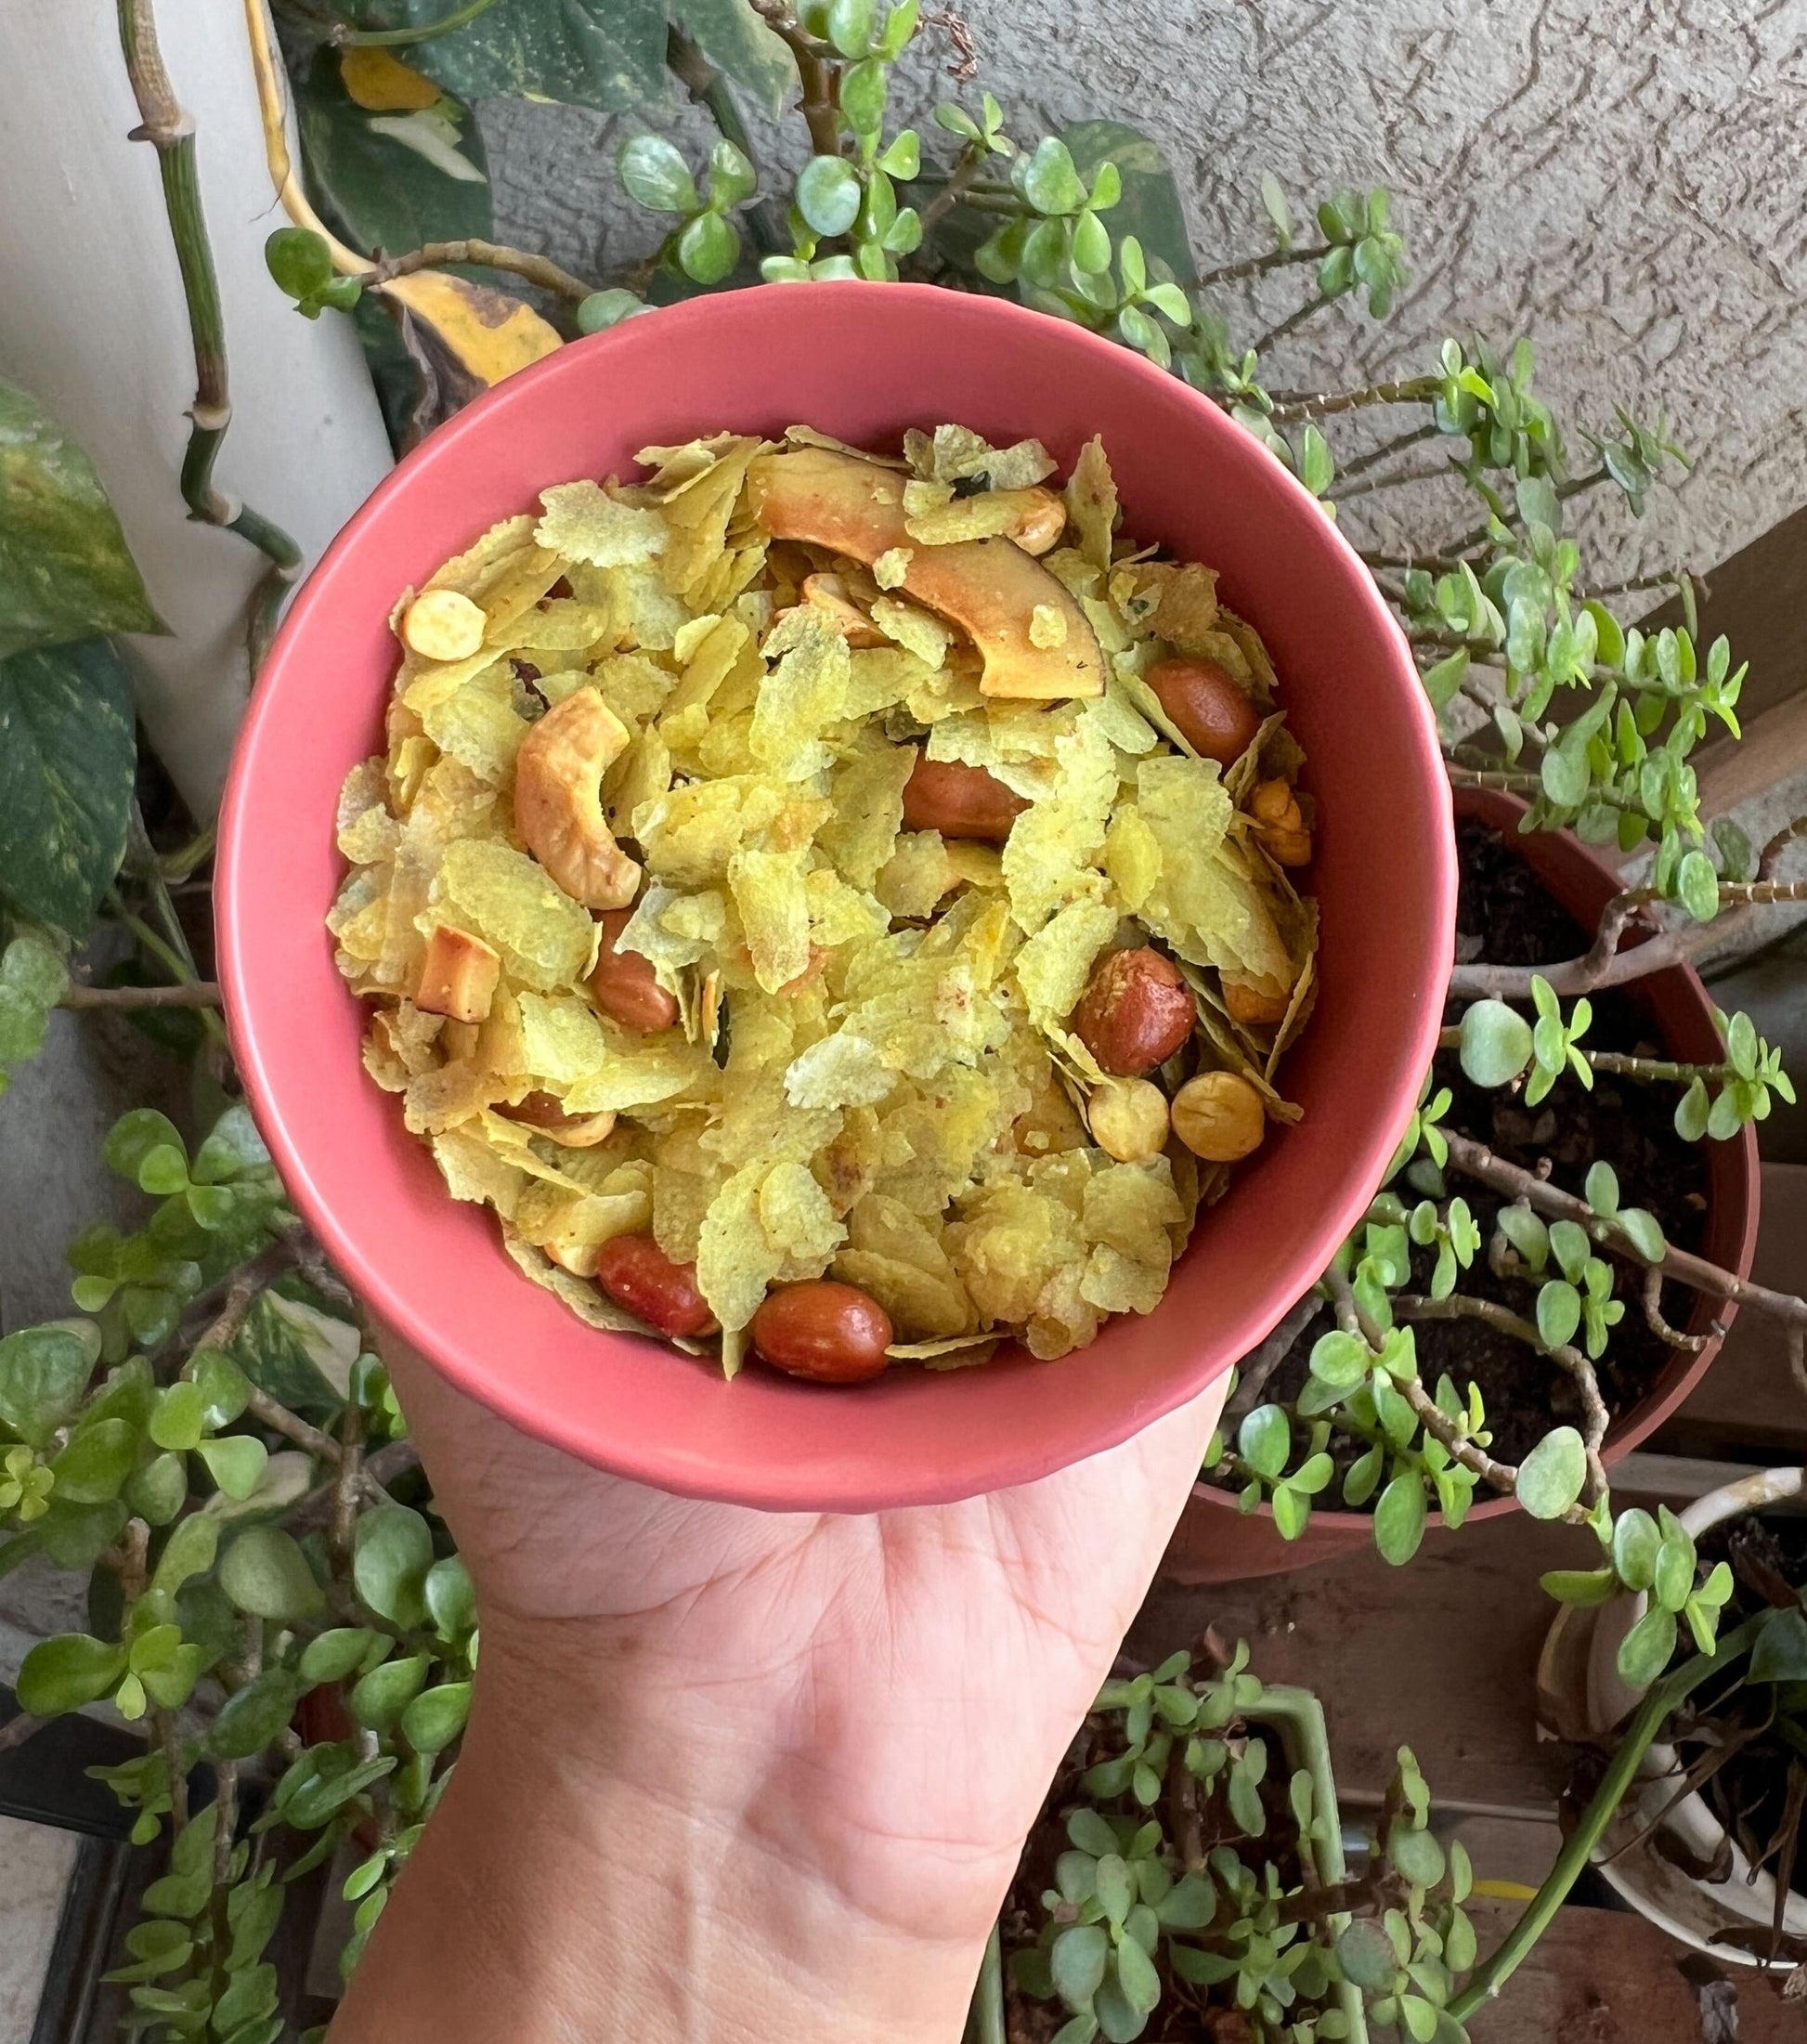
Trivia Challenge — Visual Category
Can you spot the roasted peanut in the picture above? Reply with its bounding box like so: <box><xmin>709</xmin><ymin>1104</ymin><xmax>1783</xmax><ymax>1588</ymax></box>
<box><xmin>1073</xmin><ymin>947</ymin><xmax>1196</xmax><ymax>1076</ymax></box>
<box><xmin>1222</xmin><ymin>978</ymin><xmax>1291</xmax><ymax>1028</ymax></box>
<box><xmin>496</xmin><ymin>1090</ymin><xmax>618</xmax><ymax>1148</ymax></box>
<box><xmin>400</xmin><ymin>588</ymin><xmax>486</xmax><ymax>661</ymax></box>
<box><xmin>514</xmin><ymin>687</ymin><xmax>642</xmax><ymax>910</ymax></box>
<box><xmin>750</xmin><ymin>1280</ymin><xmax>893</xmax><ymax>1384</ymax></box>
<box><xmin>1086</xmin><ymin>1077</ymin><xmax>1172</xmax><ymax>1163</ymax></box>
<box><xmin>1146</xmin><ymin>657</ymin><xmax>1261</xmax><ymax>765</ymax></box>
<box><xmin>415</xmin><ymin>924</ymin><xmax>500</xmax><ymax>1024</ymax></box>
<box><xmin>798</xmin><ymin>573</ymin><xmax>888</xmax><ymax>647</ymax></box>
<box><xmin>587</xmin><ymin>909</ymin><xmax>681</xmax><ymax>1034</ymax></box>
<box><xmin>1004</xmin><ymin>487</ymin><xmax>1066</xmax><ymax>555</ymax></box>
<box><xmin>596</xmin><ymin>1233</ymin><xmax>718</xmax><ymax>1338</ymax></box>
<box><xmin>1171</xmin><ymin>1071</ymin><xmax>1267</xmax><ymax>1162</ymax></box>
<box><xmin>1263</xmin><ymin>827</ymin><xmax>1313</xmax><ymax>867</ymax></box>
<box><xmin>901</xmin><ymin>752</ymin><xmax>1028</xmax><ymax>843</ymax></box>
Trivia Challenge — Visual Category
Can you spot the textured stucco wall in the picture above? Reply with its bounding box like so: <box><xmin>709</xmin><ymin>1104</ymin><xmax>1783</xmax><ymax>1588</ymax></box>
<box><xmin>481</xmin><ymin>0</ymin><xmax>1807</xmax><ymax>584</ymax></box>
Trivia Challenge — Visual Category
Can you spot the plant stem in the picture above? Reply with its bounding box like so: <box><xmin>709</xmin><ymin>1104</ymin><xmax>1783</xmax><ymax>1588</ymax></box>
<box><xmin>1440</xmin><ymin>1129</ymin><xmax>1807</xmax><ymax>1379</ymax></box>
<box><xmin>917</xmin><ymin>141</ymin><xmax>987</xmax><ymax>238</ymax></box>
<box><xmin>664</xmin><ymin>27</ymin><xmax>783</xmax><ymax>256</ymax></box>
<box><xmin>1640</xmin><ymin>1264</ymin><xmax>1714</xmax><ymax>1352</ymax></box>
<box><xmin>1339</xmin><ymin>423</ymin><xmax>1441</xmax><ymax>487</ymax></box>
<box><xmin>0</xmin><ymin>1712</ymin><xmax>44</xmax><ymax>1755</ymax></box>
<box><xmin>1395</xmin><ymin>1293</ymin><xmax>1608</xmax><ymax>1502</ymax></box>
<box><xmin>1339</xmin><ymin>459</ymin><xmax>1462</xmax><ymax>504</ymax></box>
<box><xmin>1444</xmin><ymin>465</ymin><xmax>1608</xmax><ymax>558</ymax></box>
<box><xmin>1359</xmin><ymin>546</ymin><xmax>1466</xmax><ymax>572</ymax></box>
<box><xmin>1448</xmin><ymin>1616</ymin><xmax>1764</xmax><ymax>2021</ymax></box>
<box><xmin>329</xmin><ymin>0</ymin><xmax>501</xmax><ymax>46</ymax></box>
<box><xmin>60</xmin><ymin>980</ymin><xmax>223</xmax><ymax>1011</ymax></box>
<box><xmin>1759</xmin><ymin>810</ymin><xmax>1807</xmax><ymax>881</ymax></box>
<box><xmin>749</xmin><ymin>0</ymin><xmax>842</xmax><ymax>156</ymax></box>
<box><xmin>365</xmin><ymin>241</ymin><xmax>593</xmax><ymax>303</ymax></box>
<box><xmin>1194</xmin><ymin>243</ymin><xmax>1332</xmax><ymax>292</ymax></box>
<box><xmin>1249</xmin><ymin>293</ymin><xmax>1334</xmax><ymax>358</ymax></box>
<box><xmin>117</xmin><ymin>0</ymin><xmax>302</xmax><ymax>664</ymax></box>
<box><xmin>1448</xmin><ymin>881</ymin><xmax>1807</xmax><ymax>999</ymax></box>
<box><xmin>1265</xmin><ymin>376</ymin><xmax>1440</xmax><ymax>424</ymax></box>
<box><xmin>1321</xmin><ymin>1268</ymin><xmax>1532</xmax><ymax>1507</ymax></box>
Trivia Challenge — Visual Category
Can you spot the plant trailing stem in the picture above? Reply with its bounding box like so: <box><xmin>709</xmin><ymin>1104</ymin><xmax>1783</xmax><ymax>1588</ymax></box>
<box><xmin>1339</xmin><ymin>424</ymin><xmax>1441</xmax><ymax>487</ymax></box>
<box><xmin>1396</xmin><ymin>1292</ymin><xmax>1608</xmax><ymax>1502</ymax></box>
<box><xmin>1448</xmin><ymin>882</ymin><xmax>1807</xmax><ymax>998</ymax></box>
<box><xmin>1440</xmin><ymin>1129</ymin><xmax>1807</xmax><ymax>1382</ymax></box>
<box><xmin>1266</xmin><ymin>376</ymin><xmax>1439</xmax><ymax>424</ymax></box>
<box><xmin>1193</xmin><ymin>243</ymin><xmax>1331</xmax><ymax>291</ymax></box>
<box><xmin>329</xmin><ymin>0</ymin><xmax>501</xmax><ymax>46</ymax></box>
<box><xmin>60</xmin><ymin>980</ymin><xmax>222</xmax><ymax>1010</ymax></box>
<box><xmin>1448</xmin><ymin>1616</ymin><xmax>1764</xmax><ymax>2020</ymax></box>
<box><xmin>117</xmin><ymin>0</ymin><xmax>302</xmax><ymax>670</ymax></box>
<box><xmin>365</xmin><ymin>241</ymin><xmax>593</xmax><ymax>303</ymax></box>
<box><xmin>1321</xmin><ymin>1267</ymin><xmax>1533</xmax><ymax>1507</ymax></box>
<box><xmin>916</xmin><ymin>142</ymin><xmax>987</xmax><ymax>237</ymax></box>
<box><xmin>1249</xmin><ymin>292</ymin><xmax>1334</xmax><ymax>358</ymax></box>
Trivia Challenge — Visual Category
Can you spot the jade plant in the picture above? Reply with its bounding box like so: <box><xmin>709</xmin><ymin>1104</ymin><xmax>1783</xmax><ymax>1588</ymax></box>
<box><xmin>998</xmin><ymin>1642</ymin><xmax>1477</xmax><ymax>2043</ymax></box>
<box><xmin>4</xmin><ymin>0</ymin><xmax>1807</xmax><ymax>2036</ymax></box>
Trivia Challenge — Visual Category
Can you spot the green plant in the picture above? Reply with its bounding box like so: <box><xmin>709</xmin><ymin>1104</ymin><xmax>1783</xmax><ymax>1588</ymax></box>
<box><xmin>1000</xmin><ymin>1645</ymin><xmax>1475</xmax><ymax>2043</ymax></box>
<box><xmin>1</xmin><ymin>1100</ymin><xmax>460</xmax><ymax>2041</ymax></box>
<box><xmin>7</xmin><ymin>0</ymin><xmax>1807</xmax><ymax>2032</ymax></box>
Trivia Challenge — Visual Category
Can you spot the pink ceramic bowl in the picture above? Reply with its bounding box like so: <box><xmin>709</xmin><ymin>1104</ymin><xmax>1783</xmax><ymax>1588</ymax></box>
<box><xmin>217</xmin><ymin>282</ymin><xmax>1454</xmax><ymax>1512</ymax></box>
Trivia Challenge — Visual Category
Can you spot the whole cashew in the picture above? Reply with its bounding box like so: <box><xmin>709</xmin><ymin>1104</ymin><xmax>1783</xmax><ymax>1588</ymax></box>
<box><xmin>513</xmin><ymin>687</ymin><xmax>642</xmax><ymax>910</ymax></box>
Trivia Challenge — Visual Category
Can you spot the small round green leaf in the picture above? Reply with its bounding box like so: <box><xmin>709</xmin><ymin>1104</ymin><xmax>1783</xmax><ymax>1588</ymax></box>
<box><xmin>299</xmin><ymin>1627</ymin><xmax>380</xmax><ymax>1686</ymax></box>
<box><xmin>1459</xmin><ymin>1001</ymin><xmax>1533</xmax><ymax>1087</ymax></box>
<box><xmin>576</xmin><ymin>289</ymin><xmax>647</xmax><ymax>332</ymax></box>
<box><xmin>677</xmin><ymin>210</ymin><xmax>738</xmax><ymax>285</ymax></box>
<box><xmin>219</xmin><ymin>1526</ymin><xmax>324</xmax><ymax>1621</ymax></box>
<box><xmin>209</xmin><ymin>1670</ymin><xmax>304</xmax><ymax>1761</ymax></box>
<box><xmin>1308</xmin><ymin>1329</ymin><xmax>1372</xmax><ymax>1389</ymax></box>
<box><xmin>149</xmin><ymin>1381</ymin><xmax>206</xmax><ymax>1453</ymax></box>
<box><xmin>16</xmin><ymin>1632</ymin><xmax>127</xmax><ymax>1715</ymax></box>
<box><xmin>352</xmin><ymin>1505</ymin><xmax>434</xmax><ymax>1628</ymax></box>
<box><xmin>400</xmin><ymin>1679</ymin><xmax>472</xmax><ymax>1753</ymax></box>
<box><xmin>1051</xmin><ymin>1921</ymin><xmax>1109</xmax><ymax>2008</ymax></box>
<box><xmin>617</xmin><ymin>135</ymin><xmax>697</xmax><ymax>213</ymax></box>
<box><xmin>1616</xmin><ymin>1603</ymin><xmax>1678</xmax><ymax>1688</ymax></box>
<box><xmin>422</xmin><ymin>1555</ymin><xmax>476</xmax><ymax>1638</ymax></box>
<box><xmin>349</xmin><ymin>1652</ymin><xmax>430</xmax><ymax>1731</ymax></box>
<box><xmin>1535</xmin><ymin>1280</ymin><xmax>1581</xmax><ymax>1350</ymax></box>
<box><xmin>48</xmin><ymin>1418</ymin><xmax>136</xmax><ymax>1503</ymax></box>
<box><xmin>796</xmin><ymin>155</ymin><xmax>862</xmax><ymax>237</ymax></box>
<box><xmin>1515</xmin><ymin>1426</ymin><xmax>1586</xmax><ymax>1520</ymax></box>
<box><xmin>197</xmin><ymin>1435</ymin><xmax>269</xmax><ymax>1503</ymax></box>
<box><xmin>1676</xmin><ymin>849</ymin><xmax>1720</xmax><ymax>922</ymax></box>
<box><xmin>1237</xmin><ymin>1404</ymin><xmax>1291</xmax><ymax>1480</ymax></box>
<box><xmin>1373</xmin><ymin>1471</ymin><xmax>1427</xmax><ymax>1565</ymax></box>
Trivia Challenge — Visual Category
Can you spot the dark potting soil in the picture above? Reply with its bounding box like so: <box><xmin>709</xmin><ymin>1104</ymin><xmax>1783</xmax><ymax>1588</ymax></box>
<box><xmin>1242</xmin><ymin>817</ymin><xmax>1712</xmax><ymax>1475</ymax></box>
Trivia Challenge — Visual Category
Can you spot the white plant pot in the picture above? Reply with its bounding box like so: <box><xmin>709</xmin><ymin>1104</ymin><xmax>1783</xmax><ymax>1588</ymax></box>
<box><xmin>1539</xmin><ymin>1466</ymin><xmax>1807</xmax><ymax>1964</ymax></box>
<box><xmin>0</xmin><ymin>0</ymin><xmax>394</xmax><ymax>813</ymax></box>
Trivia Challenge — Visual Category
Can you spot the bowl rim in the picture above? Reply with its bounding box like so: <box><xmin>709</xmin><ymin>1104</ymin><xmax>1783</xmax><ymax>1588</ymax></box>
<box><xmin>217</xmin><ymin>280</ymin><xmax>1456</xmax><ymax>1509</ymax></box>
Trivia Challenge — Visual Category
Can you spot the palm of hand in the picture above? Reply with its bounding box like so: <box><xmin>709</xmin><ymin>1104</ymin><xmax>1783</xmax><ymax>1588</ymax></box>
<box><xmin>386</xmin><ymin>1335</ymin><xmax>1223</xmax><ymax>1941</ymax></box>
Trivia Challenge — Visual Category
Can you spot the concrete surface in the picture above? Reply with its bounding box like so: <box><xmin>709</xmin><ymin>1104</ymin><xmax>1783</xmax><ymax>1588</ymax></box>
<box><xmin>480</xmin><ymin>0</ymin><xmax>1807</xmax><ymax>588</ymax></box>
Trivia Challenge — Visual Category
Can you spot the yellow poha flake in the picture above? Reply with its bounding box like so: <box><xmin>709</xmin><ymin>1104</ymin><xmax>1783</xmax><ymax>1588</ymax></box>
<box><xmin>534</xmin><ymin>481</ymin><xmax>667</xmax><ymax>567</ymax></box>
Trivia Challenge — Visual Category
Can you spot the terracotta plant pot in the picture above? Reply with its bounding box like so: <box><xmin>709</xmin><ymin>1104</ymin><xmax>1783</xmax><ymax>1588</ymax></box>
<box><xmin>1163</xmin><ymin>788</ymin><xmax>1762</xmax><ymax>1585</ymax></box>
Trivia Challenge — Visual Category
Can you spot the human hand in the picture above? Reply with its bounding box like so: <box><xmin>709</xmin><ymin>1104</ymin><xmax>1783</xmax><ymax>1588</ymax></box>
<box><xmin>331</xmin><ymin>1331</ymin><xmax>1225</xmax><ymax>2044</ymax></box>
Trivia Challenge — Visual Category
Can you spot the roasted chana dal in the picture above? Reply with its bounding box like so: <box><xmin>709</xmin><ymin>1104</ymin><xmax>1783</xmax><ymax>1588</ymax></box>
<box><xmin>329</xmin><ymin>424</ymin><xmax>1320</xmax><ymax>1383</ymax></box>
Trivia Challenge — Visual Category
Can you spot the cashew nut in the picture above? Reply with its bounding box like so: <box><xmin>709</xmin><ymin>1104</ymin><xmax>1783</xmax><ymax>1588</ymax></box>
<box><xmin>513</xmin><ymin>687</ymin><xmax>642</xmax><ymax>910</ymax></box>
<box><xmin>796</xmin><ymin>573</ymin><xmax>888</xmax><ymax>646</ymax></box>
<box><xmin>416</xmin><ymin>924</ymin><xmax>500</xmax><ymax>1023</ymax></box>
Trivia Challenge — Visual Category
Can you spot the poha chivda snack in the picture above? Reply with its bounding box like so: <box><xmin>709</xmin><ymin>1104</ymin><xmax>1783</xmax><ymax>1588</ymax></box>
<box><xmin>330</xmin><ymin>424</ymin><xmax>1320</xmax><ymax>1384</ymax></box>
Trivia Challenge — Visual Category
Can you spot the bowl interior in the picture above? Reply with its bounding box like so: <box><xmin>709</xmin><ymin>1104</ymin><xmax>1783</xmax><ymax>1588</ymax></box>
<box><xmin>218</xmin><ymin>283</ymin><xmax>1454</xmax><ymax>1510</ymax></box>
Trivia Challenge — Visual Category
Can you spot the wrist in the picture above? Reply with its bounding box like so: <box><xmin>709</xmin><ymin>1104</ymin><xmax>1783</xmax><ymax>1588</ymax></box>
<box><xmin>335</xmin><ymin>1614</ymin><xmax>1004</xmax><ymax>2043</ymax></box>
